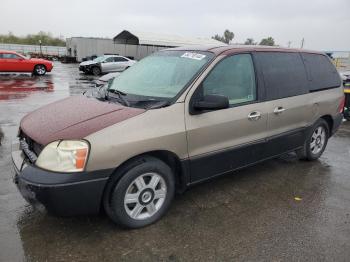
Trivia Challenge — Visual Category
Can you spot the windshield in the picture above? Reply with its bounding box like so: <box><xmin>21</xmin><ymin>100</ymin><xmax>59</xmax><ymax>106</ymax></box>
<box><xmin>108</xmin><ymin>51</ymin><xmax>214</xmax><ymax>99</ymax></box>
<box><xmin>93</xmin><ymin>56</ymin><xmax>107</xmax><ymax>63</ymax></box>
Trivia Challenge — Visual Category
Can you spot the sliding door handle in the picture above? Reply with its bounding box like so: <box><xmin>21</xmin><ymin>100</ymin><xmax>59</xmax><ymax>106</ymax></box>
<box><xmin>273</xmin><ymin>107</ymin><xmax>286</xmax><ymax>114</ymax></box>
<box><xmin>248</xmin><ymin>111</ymin><xmax>261</xmax><ymax>121</ymax></box>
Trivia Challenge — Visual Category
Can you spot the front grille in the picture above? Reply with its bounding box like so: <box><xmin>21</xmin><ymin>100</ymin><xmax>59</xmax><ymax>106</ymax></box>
<box><xmin>20</xmin><ymin>139</ymin><xmax>38</xmax><ymax>163</ymax></box>
<box><xmin>19</xmin><ymin>130</ymin><xmax>43</xmax><ymax>163</ymax></box>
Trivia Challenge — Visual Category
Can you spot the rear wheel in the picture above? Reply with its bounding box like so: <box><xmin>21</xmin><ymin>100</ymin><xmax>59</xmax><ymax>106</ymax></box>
<box><xmin>296</xmin><ymin>118</ymin><xmax>329</xmax><ymax>161</ymax></box>
<box><xmin>34</xmin><ymin>64</ymin><xmax>47</xmax><ymax>76</ymax></box>
<box><xmin>92</xmin><ymin>66</ymin><xmax>101</xmax><ymax>76</ymax></box>
<box><xmin>103</xmin><ymin>156</ymin><xmax>175</xmax><ymax>228</ymax></box>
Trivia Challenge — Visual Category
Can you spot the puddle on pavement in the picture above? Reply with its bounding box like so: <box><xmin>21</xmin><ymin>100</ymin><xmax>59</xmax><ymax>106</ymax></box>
<box><xmin>0</xmin><ymin>62</ymin><xmax>99</xmax><ymax>261</ymax></box>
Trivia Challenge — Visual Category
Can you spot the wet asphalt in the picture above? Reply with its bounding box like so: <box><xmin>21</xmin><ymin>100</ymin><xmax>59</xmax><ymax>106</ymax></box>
<box><xmin>0</xmin><ymin>62</ymin><xmax>350</xmax><ymax>262</ymax></box>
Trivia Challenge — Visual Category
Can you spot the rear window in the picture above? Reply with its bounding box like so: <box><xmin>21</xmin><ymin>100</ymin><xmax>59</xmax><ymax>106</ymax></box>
<box><xmin>256</xmin><ymin>52</ymin><xmax>308</xmax><ymax>100</ymax></box>
<box><xmin>301</xmin><ymin>53</ymin><xmax>341</xmax><ymax>91</ymax></box>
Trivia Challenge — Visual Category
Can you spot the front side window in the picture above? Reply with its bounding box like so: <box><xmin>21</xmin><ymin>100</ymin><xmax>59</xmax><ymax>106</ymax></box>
<box><xmin>202</xmin><ymin>54</ymin><xmax>256</xmax><ymax>105</ymax></box>
<box><xmin>105</xmin><ymin>57</ymin><xmax>114</xmax><ymax>63</ymax></box>
<box><xmin>2</xmin><ymin>53</ymin><xmax>21</xmax><ymax>59</ymax></box>
<box><xmin>109</xmin><ymin>51</ymin><xmax>214</xmax><ymax>99</ymax></box>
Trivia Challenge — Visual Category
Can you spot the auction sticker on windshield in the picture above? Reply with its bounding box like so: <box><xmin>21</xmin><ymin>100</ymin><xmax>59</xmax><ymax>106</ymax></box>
<box><xmin>181</xmin><ymin>52</ymin><xmax>206</xmax><ymax>60</ymax></box>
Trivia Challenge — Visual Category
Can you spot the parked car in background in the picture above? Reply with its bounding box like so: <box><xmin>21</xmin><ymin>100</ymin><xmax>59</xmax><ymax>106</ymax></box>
<box><xmin>95</xmin><ymin>72</ymin><xmax>121</xmax><ymax>87</ymax></box>
<box><xmin>0</xmin><ymin>50</ymin><xmax>53</xmax><ymax>75</ymax></box>
<box><xmin>12</xmin><ymin>46</ymin><xmax>343</xmax><ymax>229</ymax></box>
<box><xmin>339</xmin><ymin>70</ymin><xmax>350</xmax><ymax>120</ymax></box>
<box><xmin>79</xmin><ymin>55</ymin><xmax>136</xmax><ymax>75</ymax></box>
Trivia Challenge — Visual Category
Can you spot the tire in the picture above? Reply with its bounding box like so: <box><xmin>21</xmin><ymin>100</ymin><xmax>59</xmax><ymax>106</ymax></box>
<box><xmin>92</xmin><ymin>66</ymin><xmax>101</xmax><ymax>76</ymax></box>
<box><xmin>103</xmin><ymin>156</ymin><xmax>175</xmax><ymax>228</ymax></box>
<box><xmin>296</xmin><ymin>118</ymin><xmax>329</xmax><ymax>161</ymax></box>
<box><xmin>34</xmin><ymin>64</ymin><xmax>47</xmax><ymax>76</ymax></box>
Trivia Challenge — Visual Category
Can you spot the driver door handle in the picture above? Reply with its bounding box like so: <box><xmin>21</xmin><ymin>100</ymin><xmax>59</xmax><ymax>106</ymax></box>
<box><xmin>248</xmin><ymin>111</ymin><xmax>261</xmax><ymax>121</ymax></box>
<box><xmin>273</xmin><ymin>106</ymin><xmax>286</xmax><ymax>114</ymax></box>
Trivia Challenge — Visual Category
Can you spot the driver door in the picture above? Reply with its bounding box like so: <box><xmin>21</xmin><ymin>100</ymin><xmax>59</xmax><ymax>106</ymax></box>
<box><xmin>1</xmin><ymin>53</ymin><xmax>24</xmax><ymax>72</ymax></box>
<box><xmin>185</xmin><ymin>53</ymin><xmax>269</xmax><ymax>182</ymax></box>
<box><xmin>100</xmin><ymin>57</ymin><xmax>116</xmax><ymax>73</ymax></box>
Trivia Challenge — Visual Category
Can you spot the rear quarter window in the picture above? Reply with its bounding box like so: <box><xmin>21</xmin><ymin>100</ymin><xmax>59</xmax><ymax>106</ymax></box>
<box><xmin>256</xmin><ymin>52</ymin><xmax>308</xmax><ymax>100</ymax></box>
<box><xmin>301</xmin><ymin>53</ymin><xmax>341</xmax><ymax>91</ymax></box>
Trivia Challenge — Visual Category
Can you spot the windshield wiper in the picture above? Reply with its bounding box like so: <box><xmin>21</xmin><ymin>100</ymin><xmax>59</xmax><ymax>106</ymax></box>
<box><xmin>106</xmin><ymin>89</ymin><xmax>130</xmax><ymax>106</ymax></box>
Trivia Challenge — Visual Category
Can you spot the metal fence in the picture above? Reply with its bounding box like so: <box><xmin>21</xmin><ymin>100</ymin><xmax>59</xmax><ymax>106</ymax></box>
<box><xmin>0</xmin><ymin>43</ymin><xmax>66</xmax><ymax>57</ymax></box>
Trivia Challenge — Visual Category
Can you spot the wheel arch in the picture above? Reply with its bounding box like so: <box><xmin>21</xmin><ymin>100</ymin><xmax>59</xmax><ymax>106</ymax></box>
<box><xmin>101</xmin><ymin>150</ymin><xmax>189</xmax><ymax>213</ymax></box>
<box><xmin>115</xmin><ymin>150</ymin><xmax>189</xmax><ymax>192</ymax></box>
<box><xmin>320</xmin><ymin>115</ymin><xmax>333</xmax><ymax>136</ymax></box>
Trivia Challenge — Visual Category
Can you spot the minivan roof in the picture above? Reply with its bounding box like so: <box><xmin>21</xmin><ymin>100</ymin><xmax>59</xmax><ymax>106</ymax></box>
<box><xmin>165</xmin><ymin>45</ymin><xmax>325</xmax><ymax>56</ymax></box>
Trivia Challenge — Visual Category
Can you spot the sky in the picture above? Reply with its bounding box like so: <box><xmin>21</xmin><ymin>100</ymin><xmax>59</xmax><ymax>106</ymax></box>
<box><xmin>0</xmin><ymin>0</ymin><xmax>349</xmax><ymax>51</ymax></box>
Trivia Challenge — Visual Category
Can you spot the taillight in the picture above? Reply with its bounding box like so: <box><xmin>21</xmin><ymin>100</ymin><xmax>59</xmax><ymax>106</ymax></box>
<box><xmin>338</xmin><ymin>96</ymin><xmax>345</xmax><ymax>113</ymax></box>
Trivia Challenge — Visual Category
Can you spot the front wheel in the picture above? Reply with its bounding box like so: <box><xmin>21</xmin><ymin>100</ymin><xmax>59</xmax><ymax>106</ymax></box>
<box><xmin>296</xmin><ymin>118</ymin><xmax>329</xmax><ymax>161</ymax></box>
<box><xmin>34</xmin><ymin>64</ymin><xmax>47</xmax><ymax>76</ymax></box>
<box><xmin>91</xmin><ymin>66</ymin><xmax>101</xmax><ymax>76</ymax></box>
<box><xmin>104</xmin><ymin>156</ymin><xmax>175</xmax><ymax>228</ymax></box>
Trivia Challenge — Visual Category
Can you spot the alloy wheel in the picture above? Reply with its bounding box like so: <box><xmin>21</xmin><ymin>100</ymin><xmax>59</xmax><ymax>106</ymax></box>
<box><xmin>124</xmin><ymin>173</ymin><xmax>167</xmax><ymax>220</ymax></box>
<box><xmin>310</xmin><ymin>126</ymin><xmax>326</xmax><ymax>155</ymax></box>
<box><xmin>35</xmin><ymin>65</ymin><xmax>46</xmax><ymax>75</ymax></box>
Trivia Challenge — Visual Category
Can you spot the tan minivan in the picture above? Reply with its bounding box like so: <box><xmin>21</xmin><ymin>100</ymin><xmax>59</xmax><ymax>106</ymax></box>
<box><xmin>12</xmin><ymin>45</ymin><xmax>344</xmax><ymax>228</ymax></box>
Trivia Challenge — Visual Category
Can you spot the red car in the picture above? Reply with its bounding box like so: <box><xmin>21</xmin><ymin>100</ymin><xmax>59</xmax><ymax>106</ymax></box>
<box><xmin>0</xmin><ymin>50</ymin><xmax>53</xmax><ymax>75</ymax></box>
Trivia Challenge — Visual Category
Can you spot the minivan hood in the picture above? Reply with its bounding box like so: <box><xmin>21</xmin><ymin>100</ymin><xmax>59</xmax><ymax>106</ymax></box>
<box><xmin>20</xmin><ymin>95</ymin><xmax>145</xmax><ymax>145</ymax></box>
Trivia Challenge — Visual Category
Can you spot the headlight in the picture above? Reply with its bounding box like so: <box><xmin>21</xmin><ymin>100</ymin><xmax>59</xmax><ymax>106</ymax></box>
<box><xmin>36</xmin><ymin>140</ymin><xmax>89</xmax><ymax>172</ymax></box>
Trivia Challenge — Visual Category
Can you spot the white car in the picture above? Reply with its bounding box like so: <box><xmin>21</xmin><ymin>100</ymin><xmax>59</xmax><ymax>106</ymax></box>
<box><xmin>79</xmin><ymin>55</ymin><xmax>136</xmax><ymax>75</ymax></box>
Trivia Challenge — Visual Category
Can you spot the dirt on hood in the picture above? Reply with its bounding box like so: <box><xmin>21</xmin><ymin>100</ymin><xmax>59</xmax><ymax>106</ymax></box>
<box><xmin>20</xmin><ymin>95</ymin><xmax>145</xmax><ymax>145</ymax></box>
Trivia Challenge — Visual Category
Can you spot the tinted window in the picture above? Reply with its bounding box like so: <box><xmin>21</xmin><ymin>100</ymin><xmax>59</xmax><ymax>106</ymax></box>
<box><xmin>301</xmin><ymin>53</ymin><xmax>341</xmax><ymax>91</ymax></box>
<box><xmin>256</xmin><ymin>52</ymin><xmax>308</xmax><ymax>100</ymax></box>
<box><xmin>114</xmin><ymin>57</ymin><xmax>128</xmax><ymax>62</ymax></box>
<box><xmin>203</xmin><ymin>54</ymin><xmax>256</xmax><ymax>105</ymax></box>
<box><xmin>1</xmin><ymin>53</ymin><xmax>21</xmax><ymax>59</ymax></box>
<box><xmin>105</xmin><ymin>57</ymin><xmax>114</xmax><ymax>63</ymax></box>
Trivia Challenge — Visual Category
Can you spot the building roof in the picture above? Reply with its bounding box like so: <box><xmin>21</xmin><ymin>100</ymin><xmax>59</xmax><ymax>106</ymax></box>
<box><xmin>113</xmin><ymin>30</ymin><xmax>225</xmax><ymax>47</ymax></box>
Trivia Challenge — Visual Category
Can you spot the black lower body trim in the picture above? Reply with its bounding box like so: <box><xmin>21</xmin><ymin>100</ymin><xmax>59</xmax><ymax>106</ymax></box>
<box><xmin>188</xmin><ymin>127</ymin><xmax>307</xmax><ymax>184</ymax></box>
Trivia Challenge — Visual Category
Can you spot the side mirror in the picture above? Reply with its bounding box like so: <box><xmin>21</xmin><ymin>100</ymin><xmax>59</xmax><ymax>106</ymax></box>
<box><xmin>193</xmin><ymin>94</ymin><xmax>229</xmax><ymax>112</ymax></box>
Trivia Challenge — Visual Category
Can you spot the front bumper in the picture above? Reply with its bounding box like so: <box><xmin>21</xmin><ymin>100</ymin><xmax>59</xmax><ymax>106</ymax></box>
<box><xmin>12</xmin><ymin>141</ymin><xmax>113</xmax><ymax>216</ymax></box>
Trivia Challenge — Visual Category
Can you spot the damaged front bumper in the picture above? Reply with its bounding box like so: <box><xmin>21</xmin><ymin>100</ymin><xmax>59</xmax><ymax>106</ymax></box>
<box><xmin>12</xmin><ymin>140</ymin><xmax>112</xmax><ymax>216</ymax></box>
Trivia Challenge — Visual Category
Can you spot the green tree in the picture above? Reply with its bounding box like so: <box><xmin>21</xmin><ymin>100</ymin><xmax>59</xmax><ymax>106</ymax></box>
<box><xmin>244</xmin><ymin>38</ymin><xmax>256</xmax><ymax>45</ymax></box>
<box><xmin>212</xmin><ymin>30</ymin><xmax>234</xmax><ymax>44</ymax></box>
<box><xmin>0</xmin><ymin>32</ymin><xmax>65</xmax><ymax>46</ymax></box>
<box><xmin>259</xmin><ymin>37</ymin><xmax>275</xmax><ymax>46</ymax></box>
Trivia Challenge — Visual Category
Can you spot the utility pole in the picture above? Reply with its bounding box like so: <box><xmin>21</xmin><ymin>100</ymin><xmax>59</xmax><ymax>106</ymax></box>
<box><xmin>287</xmin><ymin>41</ymin><xmax>292</xmax><ymax>48</ymax></box>
<box><xmin>300</xmin><ymin>38</ymin><xmax>305</xmax><ymax>49</ymax></box>
<box><xmin>39</xmin><ymin>39</ymin><xmax>42</xmax><ymax>57</ymax></box>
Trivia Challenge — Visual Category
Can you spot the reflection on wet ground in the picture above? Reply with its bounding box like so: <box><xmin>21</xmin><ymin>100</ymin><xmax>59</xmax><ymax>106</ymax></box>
<box><xmin>0</xmin><ymin>63</ymin><xmax>350</xmax><ymax>261</ymax></box>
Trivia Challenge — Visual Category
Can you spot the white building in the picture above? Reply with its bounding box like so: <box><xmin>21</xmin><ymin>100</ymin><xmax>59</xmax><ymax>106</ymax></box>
<box><xmin>66</xmin><ymin>30</ymin><xmax>224</xmax><ymax>62</ymax></box>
